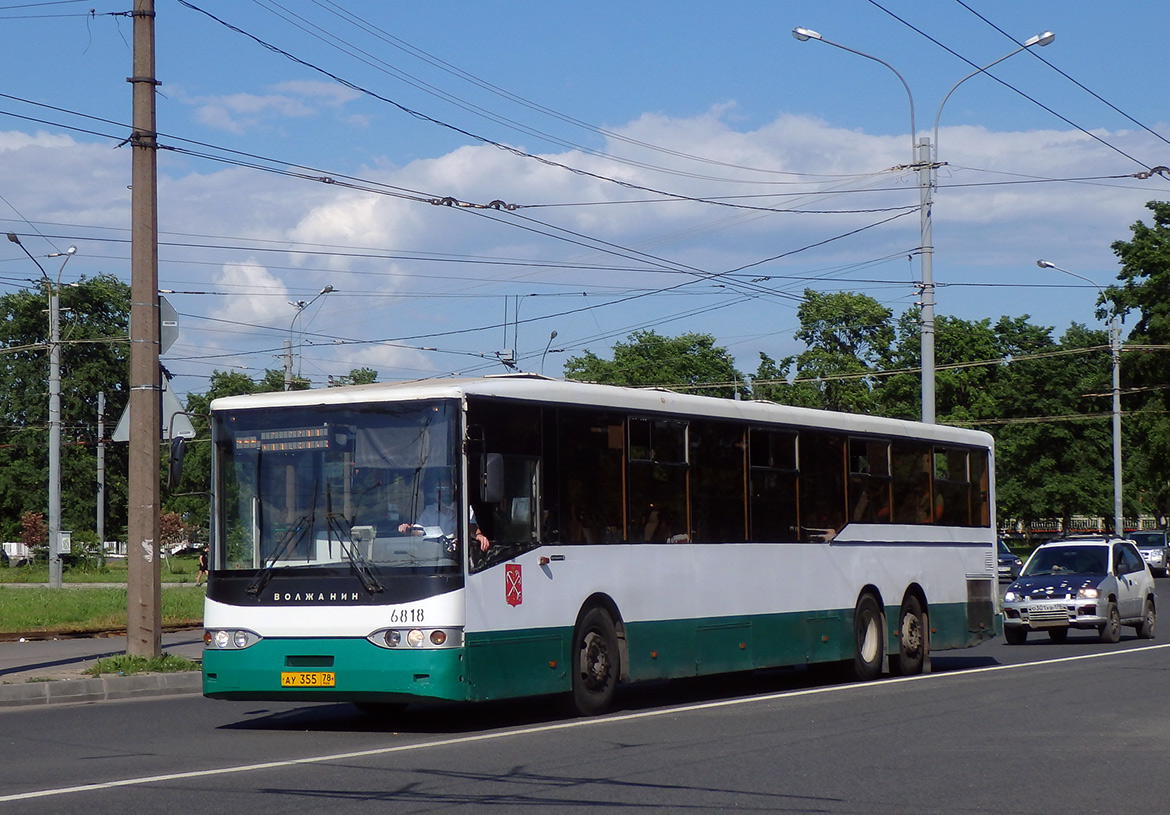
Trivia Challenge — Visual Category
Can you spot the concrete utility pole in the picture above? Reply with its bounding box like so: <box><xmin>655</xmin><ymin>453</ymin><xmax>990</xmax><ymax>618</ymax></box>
<box><xmin>97</xmin><ymin>392</ymin><xmax>106</xmax><ymax>546</ymax></box>
<box><xmin>45</xmin><ymin>246</ymin><xmax>76</xmax><ymax>589</ymax></box>
<box><xmin>127</xmin><ymin>0</ymin><xmax>161</xmax><ymax>658</ymax></box>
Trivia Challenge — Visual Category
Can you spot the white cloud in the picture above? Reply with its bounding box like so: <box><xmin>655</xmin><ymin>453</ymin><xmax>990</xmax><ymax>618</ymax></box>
<box><xmin>172</xmin><ymin>80</ymin><xmax>361</xmax><ymax>135</ymax></box>
<box><xmin>270</xmin><ymin>80</ymin><xmax>361</xmax><ymax>107</ymax></box>
<box><xmin>5</xmin><ymin>106</ymin><xmax>1165</xmax><ymax>390</ymax></box>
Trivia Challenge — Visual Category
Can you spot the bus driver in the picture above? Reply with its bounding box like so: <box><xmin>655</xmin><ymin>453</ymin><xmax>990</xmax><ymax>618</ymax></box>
<box><xmin>399</xmin><ymin>475</ymin><xmax>491</xmax><ymax>552</ymax></box>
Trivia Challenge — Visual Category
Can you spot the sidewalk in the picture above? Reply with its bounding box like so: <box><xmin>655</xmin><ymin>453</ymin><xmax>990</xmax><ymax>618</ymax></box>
<box><xmin>0</xmin><ymin>630</ymin><xmax>204</xmax><ymax>708</ymax></box>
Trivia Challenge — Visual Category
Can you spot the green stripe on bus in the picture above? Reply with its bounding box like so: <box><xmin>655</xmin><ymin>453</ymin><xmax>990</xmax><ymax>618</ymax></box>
<box><xmin>202</xmin><ymin>601</ymin><xmax>988</xmax><ymax>703</ymax></box>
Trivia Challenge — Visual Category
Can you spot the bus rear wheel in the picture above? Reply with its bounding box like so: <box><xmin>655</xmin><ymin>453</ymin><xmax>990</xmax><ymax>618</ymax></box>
<box><xmin>851</xmin><ymin>594</ymin><xmax>884</xmax><ymax>682</ymax></box>
<box><xmin>572</xmin><ymin>607</ymin><xmax>620</xmax><ymax>716</ymax></box>
<box><xmin>889</xmin><ymin>595</ymin><xmax>927</xmax><ymax>676</ymax></box>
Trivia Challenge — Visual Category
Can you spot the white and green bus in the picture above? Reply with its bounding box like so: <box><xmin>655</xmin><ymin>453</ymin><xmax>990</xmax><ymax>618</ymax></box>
<box><xmin>202</xmin><ymin>375</ymin><xmax>997</xmax><ymax>715</ymax></box>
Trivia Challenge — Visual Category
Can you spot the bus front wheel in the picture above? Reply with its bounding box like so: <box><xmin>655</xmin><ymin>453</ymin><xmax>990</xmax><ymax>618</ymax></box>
<box><xmin>889</xmin><ymin>595</ymin><xmax>927</xmax><ymax>676</ymax></box>
<box><xmin>572</xmin><ymin>607</ymin><xmax>620</xmax><ymax>716</ymax></box>
<box><xmin>851</xmin><ymin>594</ymin><xmax>884</xmax><ymax>682</ymax></box>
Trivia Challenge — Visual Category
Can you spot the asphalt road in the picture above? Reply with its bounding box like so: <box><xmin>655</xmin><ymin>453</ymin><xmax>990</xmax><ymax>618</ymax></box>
<box><xmin>3</xmin><ymin>579</ymin><xmax>1170</xmax><ymax>815</ymax></box>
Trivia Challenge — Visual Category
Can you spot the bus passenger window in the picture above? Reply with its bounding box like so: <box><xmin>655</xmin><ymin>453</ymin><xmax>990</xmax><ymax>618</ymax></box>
<box><xmin>690</xmin><ymin>421</ymin><xmax>747</xmax><ymax>543</ymax></box>
<box><xmin>557</xmin><ymin>409</ymin><xmax>625</xmax><ymax>544</ymax></box>
<box><xmin>798</xmin><ymin>432</ymin><xmax>846</xmax><ymax>541</ymax></box>
<box><xmin>749</xmin><ymin>428</ymin><xmax>798</xmax><ymax>542</ymax></box>
<box><xmin>891</xmin><ymin>443</ymin><xmax>931</xmax><ymax>525</ymax></box>
<box><xmin>848</xmin><ymin>438</ymin><xmax>891</xmax><ymax>524</ymax></box>
<box><xmin>627</xmin><ymin>417</ymin><xmax>688</xmax><ymax>543</ymax></box>
<box><xmin>933</xmin><ymin>448</ymin><xmax>971</xmax><ymax>526</ymax></box>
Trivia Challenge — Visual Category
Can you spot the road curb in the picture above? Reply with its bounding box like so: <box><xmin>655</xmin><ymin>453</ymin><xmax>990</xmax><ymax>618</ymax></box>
<box><xmin>0</xmin><ymin>671</ymin><xmax>202</xmax><ymax>708</ymax></box>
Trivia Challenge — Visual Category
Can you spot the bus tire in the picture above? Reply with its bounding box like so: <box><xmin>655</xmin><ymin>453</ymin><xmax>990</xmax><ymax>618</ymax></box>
<box><xmin>889</xmin><ymin>595</ymin><xmax>926</xmax><ymax>676</ymax></box>
<box><xmin>851</xmin><ymin>593</ymin><xmax>884</xmax><ymax>682</ymax></box>
<box><xmin>572</xmin><ymin>607</ymin><xmax>620</xmax><ymax>716</ymax></box>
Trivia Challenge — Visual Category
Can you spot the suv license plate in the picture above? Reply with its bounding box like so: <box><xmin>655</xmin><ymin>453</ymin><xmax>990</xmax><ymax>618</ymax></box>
<box><xmin>281</xmin><ymin>671</ymin><xmax>335</xmax><ymax>687</ymax></box>
<box><xmin>1029</xmin><ymin>603</ymin><xmax>1063</xmax><ymax>613</ymax></box>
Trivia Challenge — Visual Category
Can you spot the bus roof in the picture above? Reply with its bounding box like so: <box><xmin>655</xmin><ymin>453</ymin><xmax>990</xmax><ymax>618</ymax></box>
<box><xmin>210</xmin><ymin>374</ymin><xmax>992</xmax><ymax>448</ymax></box>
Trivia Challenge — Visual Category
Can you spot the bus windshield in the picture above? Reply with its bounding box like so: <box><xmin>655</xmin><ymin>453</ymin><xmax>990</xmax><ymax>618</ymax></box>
<box><xmin>213</xmin><ymin>399</ymin><xmax>461</xmax><ymax>575</ymax></box>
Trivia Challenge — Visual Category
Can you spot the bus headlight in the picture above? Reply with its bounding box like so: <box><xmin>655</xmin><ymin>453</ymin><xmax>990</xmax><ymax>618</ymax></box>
<box><xmin>204</xmin><ymin>629</ymin><xmax>262</xmax><ymax>650</ymax></box>
<box><xmin>366</xmin><ymin>627</ymin><xmax>463</xmax><ymax>649</ymax></box>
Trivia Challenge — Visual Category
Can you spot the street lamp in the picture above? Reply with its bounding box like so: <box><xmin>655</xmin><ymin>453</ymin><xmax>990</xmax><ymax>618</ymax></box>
<box><xmin>1037</xmin><ymin>259</ymin><xmax>1123</xmax><ymax>537</ymax></box>
<box><xmin>6</xmin><ymin>234</ymin><xmax>76</xmax><ymax>588</ymax></box>
<box><xmin>284</xmin><ymin>284</ymin><xmax>334</xmax><ymax>390</ymax></box>
<box><xmin>792</xmin><ymin>27</ymin><xmax>1054</xmax><ymax>423</ymax></box>
<box><xmin>540</xmin><ymin>330</ymin><xmax>559</xmax><ymax>376</ymax></box>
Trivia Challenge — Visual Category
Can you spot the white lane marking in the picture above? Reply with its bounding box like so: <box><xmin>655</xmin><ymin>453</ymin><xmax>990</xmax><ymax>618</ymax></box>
<box><xmin>5</xmin><ymin>642</ymin><xmax>1169</xmax><ymax>803</ymax></box>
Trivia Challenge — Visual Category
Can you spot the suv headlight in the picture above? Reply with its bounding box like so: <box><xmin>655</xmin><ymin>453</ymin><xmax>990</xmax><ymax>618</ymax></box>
<box><xmin>1077</xmin><ymin>587</ymin><xmax>1099</xmax><ymax>600</ymax></box>
<box><xmin>1004</xmin><ymin>590</ymin><xmax>1020</xmax><ymax>603</ymax></box>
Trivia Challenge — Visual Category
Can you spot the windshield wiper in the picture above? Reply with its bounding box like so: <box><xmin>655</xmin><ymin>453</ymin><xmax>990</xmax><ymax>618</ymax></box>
<box><xmin>326</xmin><ymin>484</ymin><xmax>383</xmax><ymax>594</ymax></box>
<box><xmin>247</xmin><ymin>513</ymin><xmax>313</xmax><ymax>596</ymax></box>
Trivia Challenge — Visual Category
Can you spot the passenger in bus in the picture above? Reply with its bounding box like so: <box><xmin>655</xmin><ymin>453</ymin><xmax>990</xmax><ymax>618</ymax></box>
<box><xmin>398</xmin><ymin>476</ymin><xmax>491</xmax><ymax>552</ymax></box>
<box><xmin>643</xmin><ymin>505</ymin><xmax>674</xmax><ymax>542</ymax></box>
<box><xmin>802</xmin><ymin>500</ymin><xmax>838</xmax><ymax>542</ymax></box>
<box><xmin>567</xmin><ymin>503</ymin><xmax>596</xmax><ymax>543</ymax></box>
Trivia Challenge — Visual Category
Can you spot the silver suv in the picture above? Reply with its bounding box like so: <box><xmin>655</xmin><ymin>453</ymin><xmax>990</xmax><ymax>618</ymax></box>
<box><xmin>1002</xmin><ymin>537</ymin><xmax>1156</xmax><ymax>644</ymax></box>
<box><xmin>1130</xmin><ymin>530</ymin><xmax>1170</xmax><ymax>577</ymax></box>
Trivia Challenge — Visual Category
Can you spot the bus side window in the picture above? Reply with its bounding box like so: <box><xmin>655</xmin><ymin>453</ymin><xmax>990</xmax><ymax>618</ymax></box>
<box><xmin>748</xmin><ymin>428</ymin><xmax>798</xmax><ymax>543</ymax></box>
<box><xmin>557</xmin><ymin>409</ymin><xmax>625</xmax><ymax>544</ymax></box>
<box><xmin>798</xmin><ymin>432</ymin><xmax>846</xmax><ymax>541</ymax></box>
<box><xmin>848</xmin><ymin>438</ymin><xmax>891</xmax><ymax>524</ymax></box>
<box><xmin>690</xmin><ymin>420</ymin><xmax>747</xmax><ymax>543</ymax></box>
<box><xmin>891</xmin><ymin>443</ymin><xmax>931</xmax><ymax>525</ymax></box>
<box><xmin>627</xmin><ymin>417</ymin><xmax>688</xmax><ymax>543</ymax></box>
<box><xmin>933</xmin><ymin>447</ymin><xmax>971</xmax><ymax>526</ymax></box>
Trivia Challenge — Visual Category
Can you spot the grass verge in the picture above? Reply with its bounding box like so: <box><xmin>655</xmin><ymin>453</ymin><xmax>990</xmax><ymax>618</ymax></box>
<box><xmin>0</xmin><ymin>586</ymin><xmax>204</xmax><ymax>636</ymax></box>
<box><xmin>0</xmin><ymin>556</ymin><xmax>200</xmax><ymax>584</ymax></box>
<box><xmin>84</xmin><ymin>652</ymin><xmax>200</xmax><ymax>677</ymax></box>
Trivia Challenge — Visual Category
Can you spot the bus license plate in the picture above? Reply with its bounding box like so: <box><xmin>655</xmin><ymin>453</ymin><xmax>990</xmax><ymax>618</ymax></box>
<box><xmin>281</xmin><ymin>671</ymin><xmax>335</xmax><ymax>688</ymax></box>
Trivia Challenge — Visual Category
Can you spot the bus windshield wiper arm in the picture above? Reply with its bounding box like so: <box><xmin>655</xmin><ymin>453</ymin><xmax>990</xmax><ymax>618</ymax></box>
<box><xmin>326</xmin><ymin>513</ymin><xmax>384</xmax><ymax>594</ymax></box>
<box><xmin>246</xmin><ymin>514</ymin><xmax>312</xmax><ymax>595</ymax></box>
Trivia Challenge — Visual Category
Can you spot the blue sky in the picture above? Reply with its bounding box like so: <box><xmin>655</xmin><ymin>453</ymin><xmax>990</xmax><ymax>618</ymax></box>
<box><xmin>1</xmin><ymin>0</ymin><xmax>1168</xmax><ymax>400</ymax></box>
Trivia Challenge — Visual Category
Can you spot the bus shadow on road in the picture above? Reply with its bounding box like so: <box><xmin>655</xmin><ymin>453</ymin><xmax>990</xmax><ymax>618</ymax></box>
<box><xmin>217</xmin><ymin>658</ymin><xmax>993</xmax><ymax>735</ymax></box>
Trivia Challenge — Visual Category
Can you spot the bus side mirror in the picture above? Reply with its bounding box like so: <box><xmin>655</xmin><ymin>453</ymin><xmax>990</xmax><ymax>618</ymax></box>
<box><xmin>482</xmin><ymin>453</ymin><xmax>503</xmax><ymax>503</ymax></box>
<box><xmin>167</xmin><ymin>436</ymin><xmax>186</xmax><ymax>490</ymax></box>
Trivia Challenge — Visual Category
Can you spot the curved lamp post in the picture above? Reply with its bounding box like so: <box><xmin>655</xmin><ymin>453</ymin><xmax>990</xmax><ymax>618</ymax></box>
<box><xmin>792</xmin><ymin>28</ymin><xmax>1054</xmax><ymax>424</ymax></box>
<box><xmin>284</xmin><ymin>284</ymin><xmax>334</xmax><ymax>390</ymax></box>
<box><xmin>540</xmin><ymin>330</ymin><xmax>559</xmax><ymax>376</ymax></box>
<box><xmin>7</xmin><ymin>234</ymin><xmax>76</xmax><ymax>588</ymax></box>
<box><xmin>1038</xmin><ymin>259</ymin><xmax>1123</xmax><ymax>537</ymax></box>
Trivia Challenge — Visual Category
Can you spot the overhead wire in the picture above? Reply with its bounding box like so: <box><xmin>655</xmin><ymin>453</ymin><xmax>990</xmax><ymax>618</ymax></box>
<box><xmin>863</xmin><ymin>0</ymin><xmax>1162</xmax><ymax>172</ymax></box>
<box><xmin>952</xmin><ymin>0</ymin><xmax>1170</xmax><ymax>153</ymax></box>
<box><xmin>266</xmin><ymin>0</ymin><xmax>873</xmax><ymax>185</ymax></box>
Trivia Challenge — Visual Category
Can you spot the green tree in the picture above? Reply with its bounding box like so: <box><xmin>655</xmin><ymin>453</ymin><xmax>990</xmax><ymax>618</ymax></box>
<box><xmin>1108</xmin><ymin>200</ymin><xmax>1170</xmax><ymax>520</ymax></box>
<box><xmin>881</xmin><ymin>314</ymin><xmax>1002</xmax><ymax>423</ymax></box>
<box><xmin>759</xmin><ymin>290</ymin><xmax>894</xmax><ymax>412</ymax></box>
<box><xmin>0</xmin><ymin>275</ymin><xmax>129</xmax><ymax>540</ymax></box>
<box><xmin>564</xmin><ymin>330</ymin><xmax>746</xmax><ymax>398</ymax></box>
<box><xmin>989</xmin><ymin>321</ymin><xmax>1115</xmax><ymax>532</ymax></box>
<box><xmin>331</xmin><ymin>367</ymin><xmax>378</xmax><ymax>386</ymax></box>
